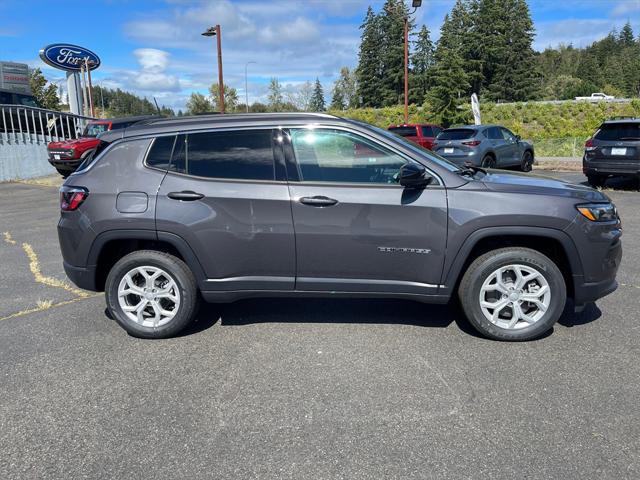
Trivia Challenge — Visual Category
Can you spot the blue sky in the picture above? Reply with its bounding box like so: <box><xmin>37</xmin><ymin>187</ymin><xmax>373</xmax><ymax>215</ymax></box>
<box><xmin>1</xmin><ymin>0</ymin><xmax>639</xmax><ymax>111</ymax></box>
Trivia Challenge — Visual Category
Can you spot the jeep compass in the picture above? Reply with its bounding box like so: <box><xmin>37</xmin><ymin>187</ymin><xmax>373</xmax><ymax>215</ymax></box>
<box><xmin>58</xmin><ymin>113</ymin><xmax>621</xmax><ymax>341</ymax></box>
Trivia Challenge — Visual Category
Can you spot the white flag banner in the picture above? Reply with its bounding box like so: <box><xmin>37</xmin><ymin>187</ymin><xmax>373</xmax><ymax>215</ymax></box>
<box><xmin>471</xmin><ymin>93</ymin><xmax>481</xmax><ymax>125</ymax></box>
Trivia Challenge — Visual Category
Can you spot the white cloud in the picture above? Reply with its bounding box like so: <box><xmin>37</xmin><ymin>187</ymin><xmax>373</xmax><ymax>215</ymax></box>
<box><xmin>611</xmin><ymin>1</ymin><xmax>640</xmax><ymax>17</ymax></box>
<box><xmin>133</xmin><ymin>48</ymin><xmax>171</xmax><ymax>72</ymax></box>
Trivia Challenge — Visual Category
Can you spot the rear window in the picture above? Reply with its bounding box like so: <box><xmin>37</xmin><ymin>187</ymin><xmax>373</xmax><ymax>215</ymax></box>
<box><xmin>437</xmin><ymin>128</ymin><xmax>475</xmax><ymax>140</ymax></box>
<box><xmin>594</xmin><ymin>123</ymin><xmax>640</xmax><ymax>141</ymax></box>
<box><xmin>389</xmin><ymin>126</ymin><xmax>417</xmax><ymax>137</ymax></box>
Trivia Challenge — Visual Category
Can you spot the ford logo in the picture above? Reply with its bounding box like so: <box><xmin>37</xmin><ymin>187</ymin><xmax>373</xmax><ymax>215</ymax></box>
<box><xmin>39</xmin><ymin>43</ymin><xmax>100</xmax><ymax>72</ymax></box>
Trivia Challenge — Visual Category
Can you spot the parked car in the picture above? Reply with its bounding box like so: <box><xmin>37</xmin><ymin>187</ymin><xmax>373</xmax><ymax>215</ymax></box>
<box><xmin>583</xmin><ymin>118</ymin><xmax>640</xmax><ymax>187</ymax></box>
<box><xmin>58</xmin><ymin>113</ymin><xmax>621</xmax><ymax>341</ymax></box>
<box><xmin>388</xmin><ymin>123</ymin><xmax>443</xmax><ymax>150</ymax></box>
<box><xmin>433</xmin><ymin>125</ymin><xmax>535</xmax><ymax>171</ymax></box>
<box><xmin>575</xmin><ymin>93</ymin><xmax>615</xmax><ymax>101</ymax></box>
<box><xmin>47</xmin><ymin>116</ymin><xmax>157</xmax><ymax>176</ymax></box>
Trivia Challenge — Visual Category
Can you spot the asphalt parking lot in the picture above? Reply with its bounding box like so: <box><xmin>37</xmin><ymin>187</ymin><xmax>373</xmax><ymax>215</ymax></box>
<box><xmin>1</xmin><ymin>170</ymin><xmax>639</xmax><ymax>479</ymax></box>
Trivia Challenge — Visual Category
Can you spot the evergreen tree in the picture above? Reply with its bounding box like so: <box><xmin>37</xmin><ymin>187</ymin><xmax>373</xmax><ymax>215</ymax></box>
<box><xmin>378</xmin><ymin>0</ymin><xmax>412</xmax><ymax>106</ymax></box>
<box><xmin>29</xmin><ymin>68</ymin><xmax>60</xmax><ymax>110</ymax></box>
<box><xmin>309</xmin><ymin>78</ymin><xmax>326</xmax><ymax>111</ymax></box>
<box><xmin>410</xmin><ymin>25</ymin><xmax>434</xmax><ymax>104</ymax></box>
<box><xmin>620</xmin><ymin>22</ymin><xmax>635</xmax><ymax>47</ymax></box>
<box><xmin>356</xmin><ymin>6</ymin><xmax>383</xmax><ymax>107</ymax></box>
<box><xmin>476</xmin><ymin>0</ymin><xmax>539</xmax><ymax>101</ymax></box>
<box><xmin>427</xmin><ymin>16</ymin><xmax>471</xmax><ymax>126</ymax></box>
<box><xmin>268</xmin><ymin>78</ymin><xmax>284</xmax><ymax>111</ymax></box>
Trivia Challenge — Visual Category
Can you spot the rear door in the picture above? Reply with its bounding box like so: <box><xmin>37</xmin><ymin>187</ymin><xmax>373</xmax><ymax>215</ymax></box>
<box><xmin>155</xmin><ymin>128</ymin><xmax>296</xmax><ymax>291</ymax></box>
<box><xmin>284</xmin><ymin>127</ymin><xmax>448</xmax><ymax>295</ymax></box>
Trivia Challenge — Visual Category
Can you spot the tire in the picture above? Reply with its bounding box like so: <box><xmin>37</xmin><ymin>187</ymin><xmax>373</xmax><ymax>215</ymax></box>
<box><xmin>55</xmin><ymin>167</ymin><xmax>70</xmax><ymax>178</ymax></box>
<box><xmin>587</xmin><ymin>174</ymin><xmax>606</xmax><ymax>188</ymax></box>
<box><xmin>458</xmin><ymin>247</ymin><xmax>566</xmax><ymax>341</ymax></box>
<box><xmin>520</xmin><ymin>151</ymin><xmax>533</xmax><ymax>172</ymax></box>
<box><xmin>105</xmin><ymin>250</ymin><xmax>200</xmax><ymax>339</ymax></box>
<box><xmin>481</xmin><ymin>155</ymin><xmax>496</xmax><ymax>169</ymax></box>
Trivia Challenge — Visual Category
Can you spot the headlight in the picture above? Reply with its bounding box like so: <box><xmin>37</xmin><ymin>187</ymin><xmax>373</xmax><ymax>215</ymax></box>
<box><xmin>576</xmin><ymin>203</ymin><xmax>618</xmax><ymax>222</ymax></box>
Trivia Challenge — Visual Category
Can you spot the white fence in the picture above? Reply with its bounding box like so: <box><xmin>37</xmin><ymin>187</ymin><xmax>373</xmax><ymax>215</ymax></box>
<box><xmin>0</xmin><ymin>105</ymin><xmax>95</xmax><ymax>181</ymax></box>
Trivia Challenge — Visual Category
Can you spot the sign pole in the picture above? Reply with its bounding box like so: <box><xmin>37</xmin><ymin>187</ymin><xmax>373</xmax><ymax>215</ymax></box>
<box><xmin>85</xmin><ymin>59</ymin><xmax>95</xmax><ymax>117</ymax></box>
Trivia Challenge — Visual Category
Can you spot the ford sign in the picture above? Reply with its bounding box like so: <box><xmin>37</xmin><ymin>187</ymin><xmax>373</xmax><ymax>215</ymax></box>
<box><xmin>39</xmin><ymin>44</ymin><xmax>101</xmax><ymax>72</ymax></box>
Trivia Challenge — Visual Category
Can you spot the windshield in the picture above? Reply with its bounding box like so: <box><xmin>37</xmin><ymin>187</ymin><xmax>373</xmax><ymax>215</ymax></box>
<box><xmin>388</xmin><ymin>126</ymin><xmax>417</xmax><ymax>137</ymax></box>
<box><xmin>16</xmin><ymin>94</ymin><xmax>38</xmax><ymax>108</ymax></box>
<box><xmin>437</xmin><ymin>128</ymin><xmax>476</xmax><ymax>140</ymax></box>
<box><xmin>595</xmin><ymin>123</ymin><xmax>640</xmax><ymax>141</ymax></box>
<box><xmin>358</xmin><ymin>121</ymin><xmax>461</xmax><ymax>172</ymax></box>
<box><xmin>83</xmin><ymin>122</ymin><xmax>109</xmax><ymax>138</ymax></box>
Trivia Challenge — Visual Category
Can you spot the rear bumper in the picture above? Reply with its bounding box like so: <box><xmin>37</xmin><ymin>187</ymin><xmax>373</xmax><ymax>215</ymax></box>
<box><xmin>63</xmin><ymin>261</ymin><xmax>98</xmax><ymax>291</ymax></box>
<box><xmin>583</xmin><ymin>157</ymin><xmax>640</xmax><ymax>177</ymax></box>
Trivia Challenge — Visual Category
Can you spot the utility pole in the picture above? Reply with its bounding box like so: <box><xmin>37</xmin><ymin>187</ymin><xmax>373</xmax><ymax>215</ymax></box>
<box><xmin>202</xmin><ymin>25</ymin><xmax>225</xmax><ymax>113</ymax></box>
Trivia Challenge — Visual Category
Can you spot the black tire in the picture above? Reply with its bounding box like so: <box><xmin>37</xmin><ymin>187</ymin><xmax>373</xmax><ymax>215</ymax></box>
<box><xmin>481</xmin><ymin>155</ymin><xmax>496</xmax><ymax>169</ymax></box>
<box><xmin>587</xmin><ymin>174</ymin><xmax>606</xmax><ymax>188</ymax></box>
<box><xmin>55</xmin><ymin>168</ymin><xmax>70</xmax><ymax>178</ymax></box>
<box><xmin>105</xmin><ymin>250</ymin><xmax>200</xmax><ymax>339</ymax></box>
<box><xmin>520</xmin><ymin>151</ymin><xmax>533</xmax><ymax>172</ymax></box>
<box><xmin>458</xmin><ymin>247</ymin><xmax>566</xmax><ymax>341</ymax></box>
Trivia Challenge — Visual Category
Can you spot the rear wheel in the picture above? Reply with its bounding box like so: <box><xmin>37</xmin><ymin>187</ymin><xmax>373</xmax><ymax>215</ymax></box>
<box><xmin>520</xmin><ymin>151</ymin><xmax>534</xmax><ymax>172</ymax></box>
<box><xmin>481</xmin><ymin>155</ymin><xmax>496</xmax><ymax>169</ymax></box>
<box><xmin>54</xmin><ymin>168</ymin><xmax>70</xmax><ymax>178</ymax></box>
<box><xmin>587</xmin><ymin>174</ymin><xmax>606</xmax><ymax>188</ymax></box>
<box><xmin>458</xmin><ymin>247</ymin><xmax>566</xmax><ymax>341</ymax></box>
<box><xmin>105</xmin><ymin>250</ymin><xmax>200</xmax><ymax>339</ymax></box>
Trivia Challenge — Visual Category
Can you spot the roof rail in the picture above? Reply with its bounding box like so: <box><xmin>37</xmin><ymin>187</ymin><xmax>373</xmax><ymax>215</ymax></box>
<box><xmin>606</xmin><ymin>116</ymin><xmax>640</xmax><ymax>121</ymax></box>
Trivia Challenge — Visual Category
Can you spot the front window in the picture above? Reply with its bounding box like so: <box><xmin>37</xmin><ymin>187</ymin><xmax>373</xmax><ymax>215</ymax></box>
<box><xmin>83</xmin><ymin>122</ymin><xmax>109</xmax><ymax>138</ymax></box>
<box><xmin>290</xmin><ymin>128</ymin><xmax>407</xmax><ymax>184</ymax></box>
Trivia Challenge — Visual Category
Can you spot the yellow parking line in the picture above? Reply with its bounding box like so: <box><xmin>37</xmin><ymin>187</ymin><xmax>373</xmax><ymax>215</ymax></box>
<box><xmin>0</xmin><ymin>295</ymin><xmax>101</xmax><ymax>322</ymax></box>
<box><xmin>3</xmin><ymin>232</ymin><xmax>16</xmax><ymax>245</ymax></box>
<box><xmin>21</xmin><ymin>242</ymin><xmax>91</xmax><ymax>298</ymax></box>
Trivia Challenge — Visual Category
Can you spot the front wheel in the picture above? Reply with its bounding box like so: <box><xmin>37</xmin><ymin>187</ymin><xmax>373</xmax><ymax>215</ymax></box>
<box><xmin>481</xmin><ymin>155</ymin><xmax>496</xmax><ymax>169</ymax></box>
<box><xmin>105</xmin><ymin>250</ymin><xmax>200</xmax><ymax>338</ymax></box>
<box><xmin>458</xmin><ymin>247</ymin><xmax>566</xmax><ymax>341</ymax></box>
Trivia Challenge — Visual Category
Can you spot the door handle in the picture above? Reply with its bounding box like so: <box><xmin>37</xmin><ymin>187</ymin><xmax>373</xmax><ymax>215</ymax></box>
<box><xmin>167</xmin><ymin>191</ymin><xmax>204</xmax><ymax>201</ymax></box>
<box><xmin>299</xmin><ymin>196</ymin><xmax>338</xmax><ymax>207</ymax></box>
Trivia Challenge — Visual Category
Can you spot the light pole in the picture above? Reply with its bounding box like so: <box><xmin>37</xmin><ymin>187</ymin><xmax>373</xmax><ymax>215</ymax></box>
<box><xmin>404</xmin><ymin>0</ymin><xmax>422</xmax><ymax>124</ymax></box>
<box><xmin>202</xmin><ymin>25</ymin><xmax>225</xmax><ymax>114</ymax></box>
<box><xmin>245</xmin><ymin>61</ymin><xmax>256</xmax><ymax>113</ymax></box>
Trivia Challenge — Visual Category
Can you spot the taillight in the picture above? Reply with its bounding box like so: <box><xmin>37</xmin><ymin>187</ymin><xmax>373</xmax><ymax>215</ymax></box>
<box><xmin>585</xmin><ymin>138</ymin><xmax>596</xmax><ymax>151</ymax></box>
<box><xmin>462</xmin><ymin>140</ymin><xmax>481</xmax><ymax>147</ymax></box>
<box><xmin>60</xmin><ymin>186</ymin><xmax>89</xmax><ymax>211</ymax></box>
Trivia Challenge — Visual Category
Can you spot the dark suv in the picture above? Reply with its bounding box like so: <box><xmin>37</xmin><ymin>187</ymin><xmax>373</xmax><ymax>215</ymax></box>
<box><xmin>58</xmin><ymin>113</ymin><xmax>622</xmax><ymax>341</ymax></box>
<box><xmin>584</xmin><ymin>118</ymin><xmax>640</xmax><ymax>186</ymax></box>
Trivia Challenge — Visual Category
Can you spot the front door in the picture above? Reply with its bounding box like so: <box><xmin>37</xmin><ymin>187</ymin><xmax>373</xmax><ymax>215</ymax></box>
<box><xmin>154</xmin><ymin>129</ymin><xmax>295</xmax><ymax>291</ymax></box>
<box><xmin>285</xmin><ymin>127</ymin><xmax>448</xmax><ymax>295</ymax></box>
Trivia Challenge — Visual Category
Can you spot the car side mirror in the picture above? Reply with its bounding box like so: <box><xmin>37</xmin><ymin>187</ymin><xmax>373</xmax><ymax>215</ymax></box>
<box><xmin>399</xmin><ymin>163</ymin><xmax>432</xmax><ymax>189</ymax></box>
<box><xmin>515</xmin><ymin>134</ymin><xmax>521</xmax><ymax>141</ymax></box>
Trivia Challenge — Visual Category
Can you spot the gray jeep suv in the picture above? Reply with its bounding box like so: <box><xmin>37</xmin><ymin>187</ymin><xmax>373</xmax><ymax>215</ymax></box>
<box><xmin>58</xmin><ymin>113</ymin><xmax>621</xmax><ymax>341</ymax></box>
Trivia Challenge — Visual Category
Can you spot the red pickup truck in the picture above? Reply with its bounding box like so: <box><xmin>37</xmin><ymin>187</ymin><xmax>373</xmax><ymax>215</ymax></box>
<box><xmin>388</xmin><ymin>123</ymin><xmax>443</xmax><ymax>150</ymax></box>
<box><xmin>47</xmin><ymin>116</ymin><xmax>156</xmax><ymax>176</ymax></box>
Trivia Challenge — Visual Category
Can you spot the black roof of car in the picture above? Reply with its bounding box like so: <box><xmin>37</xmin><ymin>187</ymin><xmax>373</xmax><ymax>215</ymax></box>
<box><xmin>99</xmin><ymin>112</ymin><xmax>344</xmax><ymax>142</ymax></box>
<box><xmin>93</xmin><ymin>115</ymin><xmax>161</xmax><ymax>125</ymax></box>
